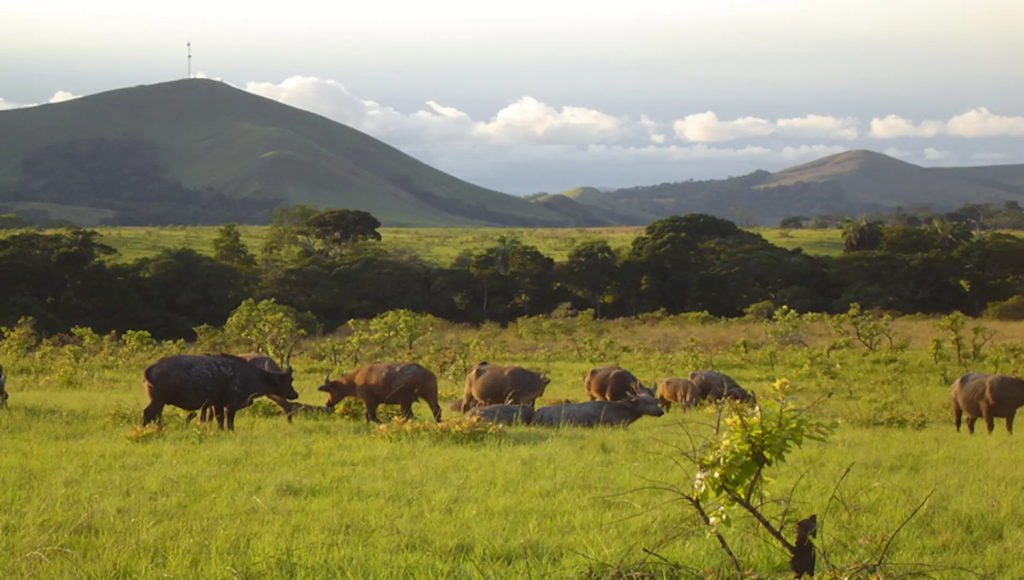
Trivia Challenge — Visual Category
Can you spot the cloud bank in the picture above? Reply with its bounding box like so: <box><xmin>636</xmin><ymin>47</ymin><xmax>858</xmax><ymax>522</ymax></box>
<box><xmin>870</xmin><ymin>108</ymin><xmax>1024</xmax><ymax>139</ymax></box>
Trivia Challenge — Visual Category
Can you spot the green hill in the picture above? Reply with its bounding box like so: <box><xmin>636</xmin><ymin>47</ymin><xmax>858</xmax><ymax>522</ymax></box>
<box><xmin>760</xmin><ymin>150</ymin><xmax>1018</xmax><ymax>208</ymax></box>
<box><xmin>559</xmin><ymin>187</ymin><xmax>660</xmax><ymax>225</ymax></box>
<box><xmin>0</xmin><ymin>79</ymin><xmax>574</xmax><ymax>227</ymax></box>
<box><xmin>603</xmin><ymin>150</ymin><xmax>1024</xmax><ymax>225</ymax></box>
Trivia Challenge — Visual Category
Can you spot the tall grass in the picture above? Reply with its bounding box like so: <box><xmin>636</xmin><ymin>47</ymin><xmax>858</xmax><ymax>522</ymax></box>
<box><xmin>2</xmin><ymin>315</ymin><xmax>1022</xmax><ymax>578</ymax></box>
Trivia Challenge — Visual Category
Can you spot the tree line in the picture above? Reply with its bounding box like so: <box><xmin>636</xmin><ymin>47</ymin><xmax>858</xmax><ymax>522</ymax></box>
<box><xmin>2</xmin><ymin>207</ymin><xmax>1024</xmax><ymax>341</ymax></box>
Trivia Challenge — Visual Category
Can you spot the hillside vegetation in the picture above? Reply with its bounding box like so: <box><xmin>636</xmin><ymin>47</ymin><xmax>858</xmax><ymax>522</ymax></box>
<box><xmin>4</xmin><ymin>80</ymin><xmax>1024</xmax><ymax>228</ymax></box>
<box><xmin>0</xmin><ymin>80</ymin><xmax>576</xmax><ymax>227</ymax></box>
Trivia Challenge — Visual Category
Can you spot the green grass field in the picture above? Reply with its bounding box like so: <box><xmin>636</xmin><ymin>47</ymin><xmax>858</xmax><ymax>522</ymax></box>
<box><xmin>8</xmin><ymin>225</ymin><xmax>846</xmax><ymax>263</ymax></box>
<box><xmin>2</xmin><ymin>316</ymin><xmax>1023</xmax><ymax>578</ymax></box>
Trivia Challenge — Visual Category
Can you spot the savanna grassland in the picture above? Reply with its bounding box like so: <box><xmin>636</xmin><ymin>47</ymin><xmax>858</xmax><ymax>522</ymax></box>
<box><xmin>18</xmin><ymin>225</ymin><xmax>846</xmax><ymax>263</ymax></box>
<box><xmin>2</xmin><ymin>310</ymin><xmax>1023</xmax><ymax>579</ymax></box>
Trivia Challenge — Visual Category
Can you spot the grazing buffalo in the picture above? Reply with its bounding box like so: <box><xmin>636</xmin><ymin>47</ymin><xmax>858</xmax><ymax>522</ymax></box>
<box><xmin>319</xmin><ymin>362</ymin><xmax>442</xmax><ymax>423</ymax></box>
<box><xmin>465</xmin><ymin>404</ymin><xmax>535</xmax><ymax>426</ymax></box>
<box><xmin>532</xmin><ymin>394</ymin><xmax>665</xmax><ymax>428</ymax></box>
<box><xmin>142</xmin><ymin>354</ymin><xmax>298</xmax><ymax>430</ymax></box>
<box><xmin>689</xmin><ymin>370</ymin><xmax>755</xmax><ymax>404</ymax></box>
<box><xmin>461</xmin><ymin>362</ymin><xmax>550</xmax><ymax>412</ymax></box>
<box><xmin>585</xmin><ymin>366</ymin><xmax>655</xmax><ymax>401</ymax></box>
<box><xmin>951</xmin><ymin>374</ymin><xmax>1024</xmax><ymax>434</ymax></box>
<box><xmin>0</xmin><ymin>364</ymin><xmax>7</xmax><ymax>409</ymax></box>
<box><xmin>656</xmin><ymin>377</ymin><xmax>699</xmax><ymax>411</ymax></box>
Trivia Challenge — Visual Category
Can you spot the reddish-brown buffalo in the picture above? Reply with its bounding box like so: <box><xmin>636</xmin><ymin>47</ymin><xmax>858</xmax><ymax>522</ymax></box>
<box><xmin>319</xmin><ymin>362</ymin><xmax>441</xmax><ymax>423</ymax></box>
<box><xmin>585</xmin><ymin>366</ymin><xmax>654</xmax><ymax>401</ymax></box>
<box><xmin>656</xmin><ymin>377</ymin><xmax>699</xmax><ymax>411</ymax></box>
<box><xmin>461</xmin><ymin>362</ymin><xmax>550</xmax><ymax>412</ymax></box>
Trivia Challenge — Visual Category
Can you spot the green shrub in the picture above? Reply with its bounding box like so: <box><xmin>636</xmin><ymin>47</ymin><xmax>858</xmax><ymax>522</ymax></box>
<box><xmin>984</xmin><ymin>295</ymin><xmax>1024</xmax><ymax>321</ymax></box>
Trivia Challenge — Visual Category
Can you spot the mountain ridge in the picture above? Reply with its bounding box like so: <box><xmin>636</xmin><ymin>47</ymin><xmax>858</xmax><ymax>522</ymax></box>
<box><xmin>2</xmin><ymin>80</ymin><xmax>1023</xmax><ymax>227</ymax></box>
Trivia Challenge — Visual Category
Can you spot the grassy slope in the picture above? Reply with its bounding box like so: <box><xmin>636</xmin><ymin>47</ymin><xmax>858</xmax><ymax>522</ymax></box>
<box><xmin>560</xmin><ymin>187</ymin><xmax>661</xmax><ymax>225</ymax></box>
<box><xmin>762</xmin><ymin>150</ymin><xmax>1023</xmax><ymax>208</ymax></box>
<box><xmin>2</xmin><ymin>318</ymin><xmax>1024</xmax><ymax>578</ymax></box>
<box><xmin>0</xmin><ymin>80</ymin><xmax>570</xmax><ymax>227</ymax></box>
<box><xmin>930</xmin><ymin>163</ymin><xmax>1024</xmax><ymax>190</ymax></box>
<box><xmin>5</xmin><ymin>226</ymin><xmax>849</xmax><ymax>264</ymax></box>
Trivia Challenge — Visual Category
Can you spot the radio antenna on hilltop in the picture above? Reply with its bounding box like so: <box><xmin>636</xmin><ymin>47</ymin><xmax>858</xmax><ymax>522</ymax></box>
<box><xmin>187</xmin><ymin>42</ymin><xmax>192</xmax><ymax>78</ymax></box>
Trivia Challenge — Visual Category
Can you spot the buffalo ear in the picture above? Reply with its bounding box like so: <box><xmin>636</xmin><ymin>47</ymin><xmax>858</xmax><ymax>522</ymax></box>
<box><xmin>317</xmin><ymin>384</ymin><xmax>331</xmax><ymax>393</ymax></box>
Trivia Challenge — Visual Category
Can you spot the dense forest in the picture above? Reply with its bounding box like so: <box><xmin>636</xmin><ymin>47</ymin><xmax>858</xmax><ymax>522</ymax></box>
<box><xmin>2</xmin><ymin>208</ymin><xmax>1024</xmax><ymax>340</ymax></box>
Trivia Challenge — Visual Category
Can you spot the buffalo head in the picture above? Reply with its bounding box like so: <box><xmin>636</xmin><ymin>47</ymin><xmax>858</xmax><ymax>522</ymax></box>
<box><xmin>318</xmin><ymin>372</ymin><xmax>356</xmax><ymax>407</ymax></box>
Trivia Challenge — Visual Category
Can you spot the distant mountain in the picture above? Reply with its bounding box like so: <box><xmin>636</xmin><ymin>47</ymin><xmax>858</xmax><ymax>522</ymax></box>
<box><xmin>0</xmin><ymin>79</ymin><xmax>576</xmax><ymax>227</ymax></box>
<box><xmin>557</xmin><ymin>150</ymin><xmax>1024</xmax><ymax>225</ymax></box>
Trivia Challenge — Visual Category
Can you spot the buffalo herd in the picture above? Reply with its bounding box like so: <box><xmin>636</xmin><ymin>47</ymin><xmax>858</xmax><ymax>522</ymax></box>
<box><xmin>4</xmin><ymin>354</ymin><xmax>1022</xmax><ymax>435</ymax></box>
<box><xmin>129</xmin><ymin>353</ymin><xmax>758</xmax><ymax>430</ymax></box>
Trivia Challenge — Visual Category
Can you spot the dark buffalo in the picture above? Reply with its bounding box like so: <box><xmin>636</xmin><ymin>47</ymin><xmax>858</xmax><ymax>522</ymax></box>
<box><xmin>142</xmin><ymin>354</ymin><xmax>298</xmax><ymax>430</ymax></box>
<box><xmin>319</xmin><ymin>361</ymin><xmax>442</xmax><ymax>423</ymax></box>
<box><xmin>689</xmin><ymin>370</ymin><xmax>755</xmax><ymax>404</ymax></box>
<box><xmin>461</xmin><ymin>362</ymin><xmax>550</xmax><ymax>412</ymax></box>
<box><xmin>195</xmin><ymin>353</ymin><xmax>330</xmax><ymax>424</ymax></box>
<box><xmin>532</xmin><ymin>394</ymin><xmax>665</xmax><ymax>428</ymax></box>
<box><xmin>0</xmin><ymin>364</ymin><xmax>7</xmax><ymax>409</ymax></box>
<box><xmin>585</xmin><ymin>366</ymin><xmax>655</xmax><ymax>401</ymax></box>
<box><xmin>465</xmin><ymin>404</ymin><xmax>535</xmax><ymax>426</ymax></box>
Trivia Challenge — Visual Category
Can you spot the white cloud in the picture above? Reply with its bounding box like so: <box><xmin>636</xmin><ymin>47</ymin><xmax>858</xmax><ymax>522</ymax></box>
<box><xmin>970</xmin><ymin>152</ymin><xmax>1010</xmax><ymax>162</ymax></box>
<box><xmin>869</xmin><ymin>114</ymin><xmax>944</xmax><ymax>138</ymax></box>
<box><xmin>883</xmin><ymin>146</ymin><xmax>912</xmax><ymax>159</ymax></box>
<box><xmin>946</xmin><ymin>108</ymin><xmax>1024</xmax><ymax>137</ymax></box>
<box><xmin>671</xmin><ymin>112</ymin><xmax>858</xmax><ymax>142</ymax></box>
<box><xmin>0</xmin><ymin>90</ymin><xmax>79</xmax><ymax>110</ymax></box>
<box><xmin>48</xmin><ymin>90</ymin><xmax>79</xmax><ymax>103</ymax></box>
<box><xmin>775</xmin><ymin>114</ymin><xmax>860</xmax><ymax>139</ymax></box>
<box><xmin>870</xmin><ymin>108</ymin><xmax>1024</xmax><ymax>139</ymax></box>
<box><xmin>672</xmin><ymin>111</ymin><xmax>775</xmax><ymax>142</ymax></box>
<box><xmin>245</xmin><ymin>76</ymin><xmax>623</xmax><ymax>146</ymax></box>
<box><xmin>923</xmin><ymin>148</ymin><xmax>952</xmax><ymax>160</ymax></box>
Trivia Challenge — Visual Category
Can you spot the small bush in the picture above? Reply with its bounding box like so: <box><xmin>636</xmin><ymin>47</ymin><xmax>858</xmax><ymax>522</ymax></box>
<box><xmin>332</xmin><ymin>398</ymin><xmax>402</xmax><ymax>422</ymax></box>
<box><xmin>373</xmin><ymin>416</ymin><xmax>505</xmax><ymax>444</ymax></box>
<box><xmin>984</xmin><ymin>295</ymin><xmax>1024</xmax><ymax>321</ymax></box>
<box><xmin>124</xmin><ymin>424</ymin><xmax>166</xmax><ymax>443</ymax></box>
<box><xmin>854</xmin><ymin>397</ymin><xmax>928</xmax><ymax>430</ymax></box>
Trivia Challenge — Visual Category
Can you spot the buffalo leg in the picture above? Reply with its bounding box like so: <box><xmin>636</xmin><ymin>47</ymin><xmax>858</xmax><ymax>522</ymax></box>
<box><xmin>661</xmin><ymin>401</ymin><xmax>672</xmax><ymax>412</ymax></box>
<box><xmin>365</xmin><ymin>400</ymin><xmax>382</xmax><ymax>423</ymax></box>
<box><xmin>428</xmin><ymin>400</ymin><xmax>442</xmax><ymax>423</ymax></box>
<box><xmin>984</xmin><ymin>410</ymin><xmax>995</xmax><ymax>435</ymax></box>
<box><xmin>399</xmin><ymin>398</ymin><xmax>415</xmax><ymax>420</ymax></box>
<box><xmin>225</xmin><ymin>407</ymin><xmax>238</xmax><ymax>431</ymax></box>
<box><xmin>953</xmin><ymin>407</ymin><xmax>963</xmax><ymax>432</ymax></box>
<box><xmin>142</xmin><ymin>402</ymin><xmax>164</xmax><ymax>426</ymax></box>
<box><xmin>214</xmin><ymin>406</ymin><xmax>226</xmax><ymax>430</ymax></box>
<box><xmin>966</xmin><ymin>416</ymin><xmax>977</xmax><ymax>434</ymax></box>
<box><xmin>1006</xmin><ymin>411</ymin><xmax>1016</xmax><ymax>435</ymax></box>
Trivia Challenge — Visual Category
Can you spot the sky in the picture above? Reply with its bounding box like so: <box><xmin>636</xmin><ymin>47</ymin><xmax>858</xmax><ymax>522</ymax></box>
<box><xmin>3</xmin><ymin>0</ymin><xmax>1024</xmax><ymax>194</ymax></box>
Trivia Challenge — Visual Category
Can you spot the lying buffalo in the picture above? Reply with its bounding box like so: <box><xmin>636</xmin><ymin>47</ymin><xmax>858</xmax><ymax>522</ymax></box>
<box><xmin>143</xmin><ymin>354</ymin><xmax>298</xmax><ymax>430</ymax></box>
<box><xmin>319</xmin><ymin>362</ymin><xmax>441</xmax><ymax>423</ymax></box>
<box><xmin>585</xmin><ymin>366</ymin><xmax>654</xmax><ymax>401</ymax></box>
<box><xmin>461</xmin><ymin>362</ymin><xmax>549</xmax><ymax>412</ymax></box>
<box><xmin>0</xmin><ymin>364</ymin><xmax>7</xmax><ymax>409</ymax></box>
<box><xmin>951</xmin><ymin>373</ymin><xmax>1024</xmax><ymax>435</ymax></box>
<box><xmin>656</xmin><ymin>377</ymin><xmax>699</xmax><ymax>411</ymax></box>
<box><xmin>465</xmin><ymin>404</ymin><xmax>535</xmax><ymax>426</ymax></box>
<box><xmin>689</xmin><ymin>370</ymin><xmax>755</xmax><ymax>404</ymax></box>
<box><xmin>532</xmin><ymin>395</ymin><xmax>665</xmax><ymax>428</ymax></box>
